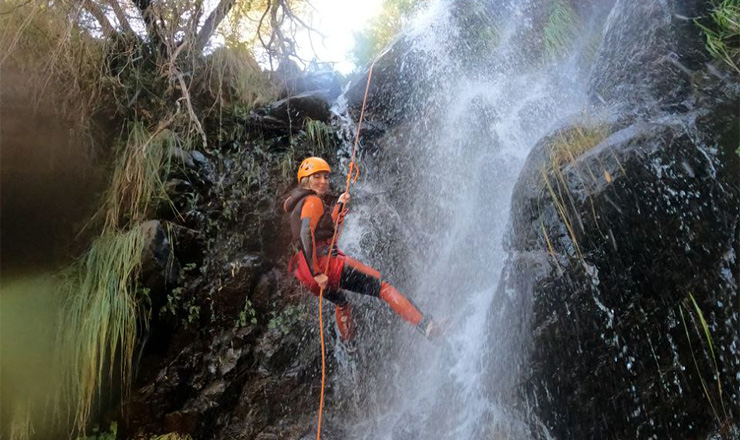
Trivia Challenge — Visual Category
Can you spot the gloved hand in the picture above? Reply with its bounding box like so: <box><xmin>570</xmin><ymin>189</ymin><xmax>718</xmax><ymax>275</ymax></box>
<box><xmin>314</xmin><ymin>273</ymin><xmax>329</xmax><ymax>290</ymax></box>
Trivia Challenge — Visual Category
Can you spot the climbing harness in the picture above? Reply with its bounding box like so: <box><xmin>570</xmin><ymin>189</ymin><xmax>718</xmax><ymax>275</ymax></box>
<box><xmin>315</xmin><ymin>61</ymin><xmax>375</xmax><ymax>440</ymax></box>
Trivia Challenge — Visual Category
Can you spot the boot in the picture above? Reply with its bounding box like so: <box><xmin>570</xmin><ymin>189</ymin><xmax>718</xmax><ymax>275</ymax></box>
<box><xmin>417</xmin><ymin>315</ymin><xmax>445</xmax><ymax>340</ymax></box>
<box><xmin>335</xmin><ymin>304</ymin><xmax>356</xmax><ymax>342</ymax></box>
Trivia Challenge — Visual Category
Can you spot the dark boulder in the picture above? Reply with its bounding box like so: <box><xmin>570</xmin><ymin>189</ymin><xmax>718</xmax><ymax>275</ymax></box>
<box><xmin>250</xmin><ymin>91</ymin><xmax>334</xmax><ymax>133</ymax></box>
<box><xmin>140</xmin><ymin>220</ymin><xmax>180</xmax><ymax>294</ymax></box>
<box><xmin>504</xmin><ymin>100</ymin><xmax>739</xmax><ymax>438</ymax></box>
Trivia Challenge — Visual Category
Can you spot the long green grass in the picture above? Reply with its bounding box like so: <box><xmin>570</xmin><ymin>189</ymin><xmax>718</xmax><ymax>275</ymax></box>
<box><xmin>150</xmin><ymin>434</ymin><xmax>193</xmax><ymax>440</ymax></box>
<box><xmin>539</xmin><ymin>125</ymin><xmax>609</xmax><ymax>262</ymax></box>
<box><xmin>102</xmin><ymin>123</ymin><xmax>179</xmax><ymax>231</ymax></box>
<box><xmin>304</xmin><ymin>118</ymin><xmax>333</xmax><ymax>150</ymax></box>
<box><xmin>680</xmin><ymin>293</ymin><xmax>728</xmax><ymax>424</ymax></box>
<box><xmin>57</xmin><ymin>122</ymin><xmax>185</xmax><ymax>433</ymax></box>
<box><xmin>57</xmin><ymin>225</ymin><xmax>150</xmax><ymax>433</ymax></box>
<box><xmin>543</xmin><ymin>1</ymin><xmax>579</xmax><ymax>59</ymax></box>
<box><xmin>696</xmin><ymin>0</ymin><xmax>740</xmax><ymax>74</ymax></box>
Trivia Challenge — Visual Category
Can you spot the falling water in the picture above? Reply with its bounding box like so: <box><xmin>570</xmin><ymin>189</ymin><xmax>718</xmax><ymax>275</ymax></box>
<box><xmin>330</xmin><ymin>0</ymin><xmax>613</xmax><ymax>438</ymax></box>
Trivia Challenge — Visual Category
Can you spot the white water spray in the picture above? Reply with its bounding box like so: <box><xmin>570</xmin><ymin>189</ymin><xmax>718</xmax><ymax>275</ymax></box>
<box><xmin>332</xmin><ymin>1</ymin><xmax>608</xmax><ymax>438</ymax></box>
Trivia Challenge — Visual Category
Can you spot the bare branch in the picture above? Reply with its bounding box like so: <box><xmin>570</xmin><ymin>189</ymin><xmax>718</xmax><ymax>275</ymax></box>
<box><xmin>257</xmin><ymin>0</ymin><xmax>273</xmax><ymax>69</ymax></box>
<box><xmin>132</xmin><ymin>0</ymin><xmax>162</xmax><ymax>47</ymax></box>
<box><xmin>193</xmin><ymin>0</ymin><xmax>235</xmax><ymax>53</ymax></box>
<box><xmin>82</xmin><ymin>0</ymin><xmax>116</xmax><ymax>36</ymax></box>
<box><xmin>107</xmin><ymin>0</ymin><xmax>135</xmax><ymax>34</ymax></box>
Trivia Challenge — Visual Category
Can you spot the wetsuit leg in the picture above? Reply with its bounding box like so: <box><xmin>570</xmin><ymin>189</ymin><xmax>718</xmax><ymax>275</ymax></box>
<box><xmin>341</xmin><ymin>258</ymin><xmax>424</xmax><ymax>326</ymax></box>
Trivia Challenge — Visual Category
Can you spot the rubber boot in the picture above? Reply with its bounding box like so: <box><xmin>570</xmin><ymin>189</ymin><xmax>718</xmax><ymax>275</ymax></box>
<box><xmin>335</xmin><ymin>304</ymin><xmax>356</xmax><ymax>342</ymax></box>
<box><xmin>379</xmin><ymin>282</ymin><xmax>423</xmax><ymax>326</ymax></box>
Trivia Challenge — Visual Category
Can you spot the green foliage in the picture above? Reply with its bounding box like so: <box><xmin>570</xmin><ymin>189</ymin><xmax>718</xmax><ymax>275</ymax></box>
<box><xmin>304</xmin><ymin>118</ymin><xmax>333</xmax><ymax>150</ymax></box>
<box><xmin>696</xmin><ymin>0</ymin><xmax>740</xmax><ymax>74</ymax></box>
<box><xmin>268</xmin><ymin>304</ymin><xmax>307</xmax><ymax>335</ymax></box>
<box><xmin>163</xmin><ymin>286</ymin><xmax>202</xmax><ymax>329</ymax></box>
<box><xmin>351</xmin><ymin>0</ymin><xmax>426</xmax><ymax>67</ymax></box>
<box><xmin>75</xmin><ymin>423</ymin><xmax>117</xmax><ymax>440</ymax></box>
<box><xmin>196</xmin><ymin>44</ymin><xmax>280</xmax><ymax>119</ymax></box>
<box><xmin>57</xmin><ymin>225</ymin><xmax>150</xmax><ymax>433</ymax></box>
<box><xmin>543</xmin><ymin>1</ymin><xmax>579</xmax><ymax>59</ymax></box>
<box><xmin>150</xmin><ymin>433</ymin><xmax>192</xmax><ymax>440</ymax></box>
<box><xmin>236</xmin><ymin>299</ymin><xmax>258</xmax><ymax>328</ymax></box>
<box><xmin>679</xmin><ymin>296</ymin><xmax>729</xmax><ymax>425</ymax></box>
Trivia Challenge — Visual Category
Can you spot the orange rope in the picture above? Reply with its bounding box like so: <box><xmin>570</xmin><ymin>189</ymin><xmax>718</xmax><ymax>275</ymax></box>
<box><xmin>315</xmin><ymin>62</ymin><xmax>375</xmax><ymax>440</ymax></box>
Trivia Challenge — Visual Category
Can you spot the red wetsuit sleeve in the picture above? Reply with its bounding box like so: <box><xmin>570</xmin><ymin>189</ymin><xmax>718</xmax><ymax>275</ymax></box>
<box><xmin>331</xmin><ymin>203</ymin><xmax>345</xmax><ymax>223</ymax></box>
<box><xmin>300</xmin><ymin>196</ymin><xmax>324</xmax><ymax>230</ymax></box>
<box><xmin>299</xmin><ymin>196</ymin><xmax>324</xmax><ymax>275</ymax></box>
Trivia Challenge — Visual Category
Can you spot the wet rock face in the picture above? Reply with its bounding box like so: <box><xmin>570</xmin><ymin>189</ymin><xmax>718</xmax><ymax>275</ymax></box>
<box><xmin>589</xmin><ymin>0</ymin><xmax>709</xmax><ymax>112</ymax></box>
<box><xmin>500</xmin><ymin>0</ymin><xmax>740</xmax><ymax>437</ymax></box>
<box><xmin>121</xmin><ymin>88</ymin><xmax>344</xmax><ymax>439</ymax></box>
<box><xmin>507</xmin><ymin>103</ymin><xmax>739</xmax><ymax>438</ymax></box>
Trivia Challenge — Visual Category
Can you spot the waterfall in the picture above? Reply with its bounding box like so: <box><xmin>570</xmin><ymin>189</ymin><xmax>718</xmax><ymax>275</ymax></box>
<box><xmin>328</xmin><ymin>0</ymin><xmax>614</xmax><ymax>438</ymax></box>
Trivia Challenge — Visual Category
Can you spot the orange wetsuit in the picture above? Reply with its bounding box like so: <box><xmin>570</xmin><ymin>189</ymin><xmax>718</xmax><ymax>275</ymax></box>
<box><xmin>283</xmin><ymin>187</ymin><xmax>430</xmax><ymax>341</ymax></box>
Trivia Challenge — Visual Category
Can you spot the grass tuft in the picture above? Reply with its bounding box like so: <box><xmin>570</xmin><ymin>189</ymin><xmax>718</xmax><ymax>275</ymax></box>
<box><xmin>304</xmin><ymin>118</ymin><xmax>333</xmax><ymax>150</ymax></box>
<box><xmin>543</xmin><ymin>1</ymin><xmax>579</xmax><ymax>59</ymax></box>
<box><xmin>684</xmin><ymin>292</ymin><xmax>728</xmax><ymax>422</ymax></box>
<box><xmin>150</xmin><ymin>434</ymin><xmax>193</xmax><ymax>440</ymax></box>
<box><xmin>696</xmin><ymin>0</ymin><xmax>740</xmax><ymax>75</ymax></box>
<box><xmin>102</xmin><ymin>123</ymin><xmax>180</xmax><ymax>232</ymax></box>
<box><xmin>546</xmin><ymin>125</ymin><xmax>608</xmax><ymax>171</ymax></box>
<box><xmin>539</xmin><ymin>124</ymin><xmax>609</xmax><ymax>262</ymax></box>
<box><xmin>57</xmin><ymin>225</ymin><xmax>150</xmax><ymax>433</ymax></box>
<box><xmin>197</xmin><ymin>44</ymin><xmax>279</xmax><ymax>112</ymax></box>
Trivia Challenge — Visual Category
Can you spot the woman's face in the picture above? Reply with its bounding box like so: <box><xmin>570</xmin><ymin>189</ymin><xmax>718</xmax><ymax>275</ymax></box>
<box><xmin>308</xmin><ymin>172</ymin><xmax>330</xmax><ymax>196</ymax></box>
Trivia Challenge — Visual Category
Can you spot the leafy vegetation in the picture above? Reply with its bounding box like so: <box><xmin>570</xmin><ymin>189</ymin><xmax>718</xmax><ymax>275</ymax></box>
<box><xmin>696</xmin><ymin>0</ymin><xmax>740</xmax><ymax>74</ymax></box>
<box><xmin>543</xmin><ymin>0</ymin><xmax>579</xmax><ymax>59</ymax></box>
<box><xmin>268</xmin><ymin>304</ymin><xmax>308</xmax><ymax>335</ymax></box>
<box><xmin>351</xmin><ymin>0</ymin><xmax>426</xmax><ymax>67</ymax></box>
<box><xmin>74</xmin><ymin>423</ymin><xmax>117</xmax><ymax>440</ymax></box>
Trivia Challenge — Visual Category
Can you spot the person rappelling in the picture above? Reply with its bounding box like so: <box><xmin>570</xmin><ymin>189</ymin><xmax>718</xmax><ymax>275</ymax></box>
<box><xmin>284</xmin><ymin>157</ymin><xmax>442</xmax><ymax>343</ymax></box>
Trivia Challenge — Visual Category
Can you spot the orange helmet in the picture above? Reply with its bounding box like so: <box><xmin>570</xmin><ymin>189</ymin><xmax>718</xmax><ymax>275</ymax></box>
<box><xmin>297</xmin><ymin>157</ymin><xmax>331</xmax><ymax>182</ymax></box>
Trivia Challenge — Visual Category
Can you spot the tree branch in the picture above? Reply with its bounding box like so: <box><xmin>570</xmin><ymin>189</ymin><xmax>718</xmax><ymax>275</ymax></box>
<box><xmin>107</xmin><ymin>0</ymin><xmax>135</xmax><ymax>34</ymax></box>
<box><xmin>193</xmin><ymin>0</ymin><xmax>235</xmax><ymax>53</ymax></box>
<box><xmin>82</xmin><ymin>0</ymin><xmax>116</xmax><ymax>36</ymax></box>
<box><xmin>132</xmin><ymin>0</ymin><xmax>162</xmax><ymax>48</ymax></box>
